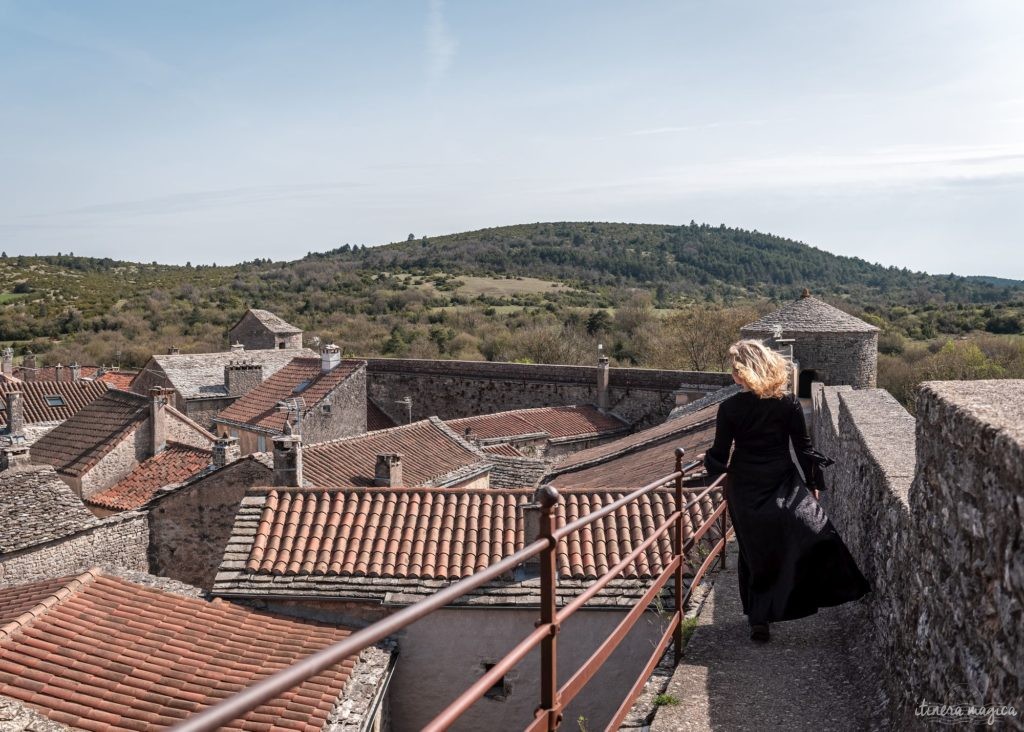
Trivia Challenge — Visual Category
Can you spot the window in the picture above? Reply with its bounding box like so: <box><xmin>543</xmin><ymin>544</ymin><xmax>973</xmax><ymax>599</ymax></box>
<box><xmin>257</xmin><ymin>434</ymin><xmax>266</xmax><ymax>452</ymax></box>
<box><xmin>292</xmin><ymin>379</ymin><xmax>313</xmax><ymax>395</ymax></box>
<box><xmin>481</xmin><ymin>663</ymin><xmax>508</xmax><ymax>701</ymax></box>
<box><xmin>44</xmin><ymin>395</ymin><xmax>66</xmax><ymax>407</ymax></box>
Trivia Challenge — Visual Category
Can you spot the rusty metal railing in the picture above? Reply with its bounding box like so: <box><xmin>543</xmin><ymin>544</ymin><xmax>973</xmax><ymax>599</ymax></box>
<box><xmin>172</xmin><ymin>448</ymin><xmax>729</xmax><ymax>732</ymax></box>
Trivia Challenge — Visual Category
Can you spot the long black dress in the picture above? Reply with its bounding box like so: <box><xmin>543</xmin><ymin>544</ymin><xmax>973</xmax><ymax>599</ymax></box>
<box><xmin>704</xmin><ymin>390</ymin><xmax>870</xmax><ymax>624</ymax></box>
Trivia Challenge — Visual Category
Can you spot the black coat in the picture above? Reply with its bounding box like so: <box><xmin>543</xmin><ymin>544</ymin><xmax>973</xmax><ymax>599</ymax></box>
<box><xmin>705</xmin><ymin>390</ymin><xmax>870</xmax><ymax>624</ymax></box>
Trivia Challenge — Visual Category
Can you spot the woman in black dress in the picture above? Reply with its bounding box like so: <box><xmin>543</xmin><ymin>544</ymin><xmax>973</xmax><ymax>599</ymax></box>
<box><xmin>705</xmin><ymin>339</ymin><xmax>870</xmax><ymax>642</ymax></box>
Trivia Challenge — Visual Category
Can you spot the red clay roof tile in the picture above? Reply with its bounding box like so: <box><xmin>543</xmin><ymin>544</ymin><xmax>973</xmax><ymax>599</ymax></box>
<box><xmin>447</xmin><ymin>404</ymin><xmax>627</xmax><ymax>441</ymax></box>
<box><xmin>85</xmin><ymin>443</ymin><xmax>211</xmax><ymax>510</ymax></box>
<box><xmin>0</xmin><ymin>572</ymin><xmax>358</xmax><ymax>731</ymax></box>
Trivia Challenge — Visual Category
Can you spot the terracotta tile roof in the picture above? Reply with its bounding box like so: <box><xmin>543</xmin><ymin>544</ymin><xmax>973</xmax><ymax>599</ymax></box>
<box><xmin>302</xmin><ymin>417</ymin><xmax>489</xmax><ymax>488</ymax></box>
<box><xmin>447</xmin><ymin>405</ymin><xmax>628</xmax><ymax>442</ymax></box>
<box><xmin>95</xmin><ymin>370</ymin><xmax>138</xmax><ymax>390</ymax></box>
<box><xmin>0</xmin><ymin>466</ymin><xmax>99</xmax><ymax>553</ymax></box>
<box><xmin>482</xmin><ymin>443</ymin><xmax>525</xmax><ymax>458</ymax></box>
<box><xmin>215</xmin><ymin>358</ymin><xmax>364</xmax><ymax>433</ymax></box>
<box><xmin>0</xmin><ymin>570</ymin><xmax>359</xmax><ymax>731</ymax></box>
<box><xmin>85</xmin><ymin>443</ymin><xmax>212</xmax><ymax>511</ymax></box>
<box><xmin>29</xmin><ymin>389</ymin><xmax>150</xmax><ymax>478</ymax></box>
<box><xmin>366</xmin><ymin>400</ymin><xmax>396</xmax><ymax>431</ymax></box>
<box><xmin>144</xmin><ymin>348</ymin><xmax>315</xmax><ymax>400</ymax></box>
<box><xmin>12</xmin><ymin>365</ymin><xmax>99</xmax><ymax>382</ymax></box>
<box><xmin>0</xmin><ymin>576</ymin><xmax>74</xmax><ymax>626</ymax></box>
<box><xmin>238</xmin><ymin>486</ymin><xmax>721</xmax><ymax>582</ymax></box>
<box><xmin>545</xmin><ymin>404</ymin><xmax>720</xmax><ymax>491</ymax></box>
<box><xmin>0</xmin><ymin>380</ymin><xmax>109</xmax><ymax>429</ymax></box>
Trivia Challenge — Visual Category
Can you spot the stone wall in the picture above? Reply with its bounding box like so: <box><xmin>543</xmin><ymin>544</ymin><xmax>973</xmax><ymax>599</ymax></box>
<box><xmin>0</xmin><ymin>512</ymin><xmax>148</xmax><ymax>584</ymax></box>
<box><xmin>744</xmin><ymin>330</ymin><xmax>877</xmax><ymax>389</ymax></box>
<box><xmin>78</xmin><ymin>423</ymin><xmax>146</xmax><ymax>498</ymax></box>
<box><xmin>148</xmin><ymin>457</ymin><xmax>272</xmax><ymax>590</ymax></box>
<box><xmin>296</xmin><ymin>366</ymin><xmax>368</xmax><ymax>447</ymax></box>
<box><xmin>366</xmin><ymin>358</ymin><xmax>730</xmax><ymax>428</ymax></box>
<box><xmin>185</xmin><ymin>397</ymin><xmax>236</xmax><ymax>430</ymax></box>
<box><xmin>229</xmin><ymin>313</ymin><xmax>302</xmax><ymax>350</ymax></box>
<box><xmin>812</xmin><ymin>381</ymin><xmax>1023</xmax><ymax>727</ymax></box>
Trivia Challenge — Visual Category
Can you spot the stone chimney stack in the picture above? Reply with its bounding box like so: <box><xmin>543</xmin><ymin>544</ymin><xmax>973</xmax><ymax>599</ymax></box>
<box><xmin>1</xmin><ymin>348</ymin><xmax>12</xmax><ymax>378</ymax></box>
<box><xmin>230</xmin><ymin>342</ymin><xmax>245</xmax><ymax>353</ymax></box>
<box><xmin>168</xmin><ymin>346</ymin><xmax>180</xmax><ymax>356</ymax></box>
<box><xmin>149</xmin><ymin>387</ymin><xmax>169</xmax><ymax>456</ymax></box>
<box><xmin>54</xmin><ymin>363</ymin><xmax>65</xmax><ymax>382</ymax></box>
<box><xmin>22</xmin><ymin>352</ymin><xmax>36</xmax><ymax>382</ymax></box>
<box><xmin>224</xmin><ymin>360</ymin><xmax>263</xmax><ymax>398</ymax></box>
<box><xmin>374</xmin><ymin>453</ymin><xmax>403</xmax><ymax>487</ymax></box>
<box><xmin>4</xmin><ymin>391</ymin><xmax>24</xmax><ymax>437</ymax></box>
<box><xmin>272</xmin><ymin>427</ymin><xmax>303</xmax><ymax>487</ymax></box>
<box><xmin>596</xmin><ymin>345</ymin><xmax>610</xmax><ymax>411</ymax></box>
<box><xmin>212</xmin><ymin>435</ymin><xmax>240</xmax><ymax>469</ymax></box>
<box><xmin>517</xmin><ymin>485</ymin><xmax>560</xmax><ymax>576</ymax></box>
<box><xmin>69</xmin><ymin>362</ymin><xmax>81</xmax><ymax>381</ymax></box>
<box><xmin>0</xmin><ymin>444</ymin><xmax>31</xmax><ymax>471</ymax></box>
<box><xmin>321</xmin><ymin>344</ymin><xmax>341</xmax><ymax>374</ymax></box>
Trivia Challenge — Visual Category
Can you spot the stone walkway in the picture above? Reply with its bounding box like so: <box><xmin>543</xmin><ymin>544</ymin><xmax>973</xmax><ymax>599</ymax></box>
<box><xmin>651</xmin><ymin>541</ymin><xmax>886</xmax><ymax>732</ymax></box>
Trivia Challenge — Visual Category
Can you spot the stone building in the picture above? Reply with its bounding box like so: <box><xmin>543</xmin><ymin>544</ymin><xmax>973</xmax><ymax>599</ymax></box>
<box><xmin>212</xmin><ymin>347</ymin><xmax>368</xmax><ymax>454</ymax></box>
<box><xmin>129</xmin><ymin>346</ymin><xmax>314</xmax><ymax>426</ymax></box>
<box><xmin>29</xmin><ymin>388</ymin><xmax>214</xmax><ymax>502</ymax></box>
<box><xmin>0</xmin><ymin>569</ymin><xmax>393</xmax><ymax>731</ymax></box>
<box><xmin>1</xmin><ymin>379</ymin><xmax>109</xmax><ymax>445</ymax></box>
<box><xmin>228</xmin><ymin>308</ymin><xmax>304</xmax><ymax>350</ymax></box>
<box><xmin>740</xmin><ymin>290</ymin><xmax>879</xmax><ymax>396</ymax></box>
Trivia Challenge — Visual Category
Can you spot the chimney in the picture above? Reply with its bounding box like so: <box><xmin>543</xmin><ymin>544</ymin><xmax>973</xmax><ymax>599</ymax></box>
<box><xmin>272</xmin><ymin>427</ymin><xmax>303</xmax><ymax>487</ymax></box>
<box><xmin>1</xmin><ymin>444</ymin><xmax>31</xmax><ymax>471</ymax></box>
<box><xmin>230</xmin><ymin>342</ymin><xmax>245</xmax><ymax>353</ymax></box>
<box><xmin>224</xmin><ymin>360</ymin><xmax>263</xmax><ymax>398</ymax></box>
<box><xmin>596</xmin><ymin>345</ymin><xmax>610</xmax><ymax>411</ymax></box>
<box><xmin>69</xmin><ymin>362</ymin><xmax>81</xmax><ymax>381</ymax></box>
<box><xmin>54</xmin><ymin>363</ymin><xmax>65</xmax><ymax>382</ymax></box>
<box><xmin>1</xmin><ymin>348</ymin><xmax>12</xmax><ymax>377</ymax></box>
<box><xmin>23</xmin><ymin>352</ymin><xmax>36</xmax><ymax>382</ymax></box>
<box><xmin>321</xmin><ymin>344</ymin><xmax>341</xmax><ymax>373</ymax></box>
<box><xmin>516</xmin><ymin>484</ymin><xmax>560</xmax><ymax>577</ymax></box>
<box><xmin>168</xmin><ymin>346</ymin><xmax>180</xmax><ymax>356</ymax></box>
<box><xmin>149</xmin><ymin>387</ymin><xmax>168</xmax><ymax>456</ymax></box>
<box><xmin>4</xmin><ymin>391</ymin><xmax>24</xmax><ymax>437</ymax></box>
<box><xmin>374</xmin><ymin>453</ymin><xmax>403</xmax><ymax>487</ymax></box>
<box><xmin>212</xmin><ymin>435</ymin><xmax>240</xmax><ymax>469</ymax></box>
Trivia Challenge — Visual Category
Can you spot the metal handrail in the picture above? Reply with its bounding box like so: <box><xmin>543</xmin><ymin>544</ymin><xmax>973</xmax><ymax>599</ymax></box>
<box><xmin>172</xmin><ymin>449</ymin><xmax>729</xmax><ymax>732</ymax></box>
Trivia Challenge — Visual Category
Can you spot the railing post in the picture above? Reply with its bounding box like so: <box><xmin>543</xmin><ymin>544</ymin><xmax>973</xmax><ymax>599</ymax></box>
<box><xmin>673</xmin><ymin>448</ymin><xmax>685</xmax><ymax>665</ymax></box>
<box><xmin>720</xmin><ymin>493</ymin><xmax>728</xmax><ymax>569</ymax></box>
<box><xmin>536</xmin><ymin>484</ymin><xmax>562</xmax><ymax>731</ymax></box>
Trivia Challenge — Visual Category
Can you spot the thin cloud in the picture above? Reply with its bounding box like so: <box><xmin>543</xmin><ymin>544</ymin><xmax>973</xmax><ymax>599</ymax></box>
<box><xmin>426</xmin><ymin>0</ymin><xmax>457</xmax><ymax>86</ymax></box>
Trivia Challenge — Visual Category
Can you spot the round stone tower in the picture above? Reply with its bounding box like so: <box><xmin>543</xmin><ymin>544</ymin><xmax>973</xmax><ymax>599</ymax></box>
<box><xmin>740</xmin><ymin>289</ymin><xmax>879</xmax><ymax>397</ymax></box>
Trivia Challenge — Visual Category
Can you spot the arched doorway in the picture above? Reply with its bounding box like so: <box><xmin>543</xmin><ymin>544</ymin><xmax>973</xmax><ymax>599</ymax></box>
<box><xmin>798</xmin><ymin>369</ymin><xmax>819</xmax><ymax>398</ymax></box>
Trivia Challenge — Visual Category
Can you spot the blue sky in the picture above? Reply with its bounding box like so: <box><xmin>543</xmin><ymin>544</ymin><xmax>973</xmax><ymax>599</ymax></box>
<box><xmin>1</xmin><ymin>1</ymin><xmax>1022</xmax><ymax>277</ymax></box>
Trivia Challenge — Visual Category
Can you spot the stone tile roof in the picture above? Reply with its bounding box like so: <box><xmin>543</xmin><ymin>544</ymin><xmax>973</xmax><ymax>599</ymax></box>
<box><xmin>0</xmin><ymin>380</ymin><xmax>109</xmax><ymax>429</ymax></box>
<box><xmin>666</xmin><ymin>384</ymin><xmax>742</xmax><ymax>422</ymax></box>
<box><xmin>366</xmin><ymin>400</ymin><xmax>396</xmax><ymax>431</ymax></box>
<box><xmin>146</xmin><ymin>348</ymin><xmax>315</xmax><ymax>400</ymax></box>
<box><xmin>447</xmin><ymin>405</ymin><xmax>629</xmax><ymax>443</ymax></box>
<box><xmin>215</xmin><ymin>358</ymin><xmax>364</xmax><ymax>433</ymax></box>
<box><xmin>244</xmin><ymin>308</ymin><xmax>303</xmax><ymax>334</ymax></box>
<box><xmin>214</xmin><ymin>486</ymin><xmax>724</xmax><ymax>604</ymax></box>
<box><xmin>546</xmin><ymin>404</ymin><xmax>719</xmax><ymax>491</ymax></box>
<box><xmin>741</xmin><ymin>294</ymin><xmax>879</xmax><ymax>333</ymax></box>
<box><xmin>0</xmin><ymin>570</ymin><xmax>358</xmax><ymax>731</ymax></box>
<box><xmin>85</xmin><ymin>443</ymin><xmax>212</xmax><ymax>511</ymax></box>
<box><xmin>28</xmin><ymin>390</ymin><xmax>150</xmax><ymax>478</ymax></box>
<box><xmin>0</xmin><ymin>466</ymin><xmax>99</xmax><ymax>554</ymax></box>
<box><xmin>302</xmin><ymin>417</ymin><xmax>491</xmax><ymax>488</ymax></box>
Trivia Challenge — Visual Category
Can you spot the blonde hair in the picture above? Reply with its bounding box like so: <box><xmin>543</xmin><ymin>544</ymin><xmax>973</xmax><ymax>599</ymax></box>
<box><xmin>729</xmin><ymin>339</ymin><xmax>789</xmax><ymax>399</ymax></box>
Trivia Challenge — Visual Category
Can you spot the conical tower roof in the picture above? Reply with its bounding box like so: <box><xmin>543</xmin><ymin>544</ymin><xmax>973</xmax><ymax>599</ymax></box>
<box><xmin>741</xmin><ymin>290</ymin><xmax>878</xmax><ymax>334</ymax></box>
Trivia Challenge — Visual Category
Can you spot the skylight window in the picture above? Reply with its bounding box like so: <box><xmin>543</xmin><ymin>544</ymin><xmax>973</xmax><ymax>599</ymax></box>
<box><xmin>44</xmin><ymin>394</ymin><xmax>66</xmax><ymax>408</ymax></box>
<box><xmin>292</xmin><ymin>379</ymin><xmax>313</xmax><ymax>395</ymax></box>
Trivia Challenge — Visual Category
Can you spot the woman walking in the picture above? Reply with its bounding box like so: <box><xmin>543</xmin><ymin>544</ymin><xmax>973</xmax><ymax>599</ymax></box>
<box><xmin>705</xmin><ymin>339</ymin><xmax>870</xmax><ymax>642</ymax></box>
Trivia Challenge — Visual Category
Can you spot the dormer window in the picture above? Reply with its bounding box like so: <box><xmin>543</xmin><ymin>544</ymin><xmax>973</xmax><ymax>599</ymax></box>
<box><xmin>44</xmin><ymin>395</ymin><xmax>66</xmax><ymax>407</ymax></box>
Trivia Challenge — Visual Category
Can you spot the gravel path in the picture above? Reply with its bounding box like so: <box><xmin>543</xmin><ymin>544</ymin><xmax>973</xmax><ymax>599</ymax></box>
<box><xmin>651</xmin><ymin>542</ymin><xmax>886</xmax><ymax>732</ymax></box>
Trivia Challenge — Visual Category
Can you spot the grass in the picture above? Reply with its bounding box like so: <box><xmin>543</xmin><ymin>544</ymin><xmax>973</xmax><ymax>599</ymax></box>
<box><xmin>654</xmin><ymin>693</ymin><xmax>682</xmax><ymax>707</ymax></box>
<box><xmin>0</xmin><ymin>293</ymin><xmax>30</xmax><ymax>304</ymax></box>
<box><xmin>453</xmin><ymin>275</ymin><xmax>574</xmax><ymax>297</ymax></box>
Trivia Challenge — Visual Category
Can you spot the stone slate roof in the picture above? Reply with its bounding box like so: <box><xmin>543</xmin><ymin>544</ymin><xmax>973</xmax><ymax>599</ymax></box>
<box><xmin>0</xmin><ymin>570</ymin><xmax>359</xmax><ymax>731</ymax></box>
<box><xmin>214</xmin><ymin>358</ymin><xmax>365</xmax><ymax>433</ymax></box>
<box><xmin>213</xmin><ymin>486</ymin><xmax>724</xmax><ymax>605</ymax></box>
<box><xmin>447</xmin><ymin>404</ymin><xmax>629</xmax><ymax>443</ymax></box>
<box><xmin>667</xmin><ymin>384</ymin><xmax>743</xmax><ymax>421</ymax></box>
<box><xmin>240</xmin><ymin>308</ymin><xmax>303</xmax><ymax>334</ymax></box>
<box><xmin>0</xmin><ymin>380</ymin><xmax>109</xmax><ymax>429</ymax></box>
<box><xmin>0</xmin><ymin>465</ymin><xmax>99</xmax><ymax>553</ymax></box>
<box><xmin>302</xmin><ymin>417</ymin><xmax>491</xmax><ymax>488</ymax></box>
<box><xmin>85</xmin><ymin>443</ymin><xmax>212</xmax><ymax>511</ymax></box>
<box><xmin>143</xmin><ymin>348</ymin><xmax>315</xmax><ymax>400</ymax></box>
<box><xmin>29</xmin><ymin>390</ymin><xmax>150</xmax><ymax>478</ymax></box>
<box><xmin>741</xmin><ymin>295</ymin><xmax>879</xmax><ymax>333</ymax></box>
<box><xmin>545</xmin><ymin>403</ymin><xmax>719</xmax><ymax>491</ymax></box>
